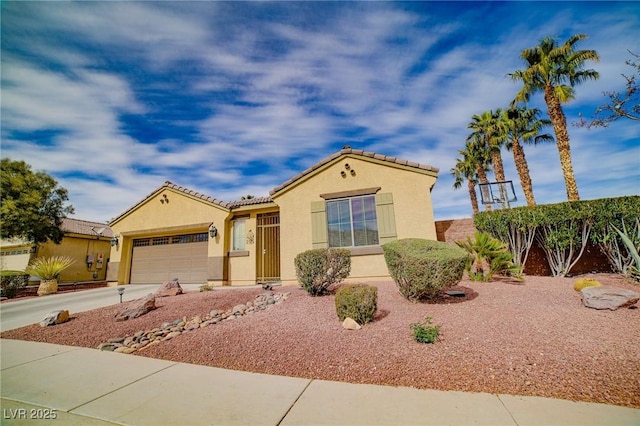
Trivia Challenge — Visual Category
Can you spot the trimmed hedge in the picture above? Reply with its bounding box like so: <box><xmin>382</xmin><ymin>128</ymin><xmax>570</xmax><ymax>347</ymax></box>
<box><xmin>382</xmin><ymin>239</ymin><xmax>468</xmax><ymax>301</ymax></box>
<box><xmin>475</xmin><ymin>196</ymin><xmax>640</xmax><ymax>277</ymax></box>
<box><xmin>335</xmin><ymin>284</ymin><xmax>377</xmax><ymax>325</ymax></box>
<box><xmin>294</xmin><ymin>248</ymin><xmax>351</xmax><ymax>296</ymax></box>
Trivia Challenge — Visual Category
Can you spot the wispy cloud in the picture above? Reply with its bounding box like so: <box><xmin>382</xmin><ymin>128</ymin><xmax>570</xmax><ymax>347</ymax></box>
<box><xmin>1</xmin><ymin>1</ymin><xmax>638</xmax><ymax>223</ymax></box>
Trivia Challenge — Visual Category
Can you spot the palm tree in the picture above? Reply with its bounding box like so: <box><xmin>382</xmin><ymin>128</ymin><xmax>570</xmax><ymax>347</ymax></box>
<box><xmin>452</xmin><ymin>149</ymin><xmax>480</xmax><ymax>215</ymax></box>
<box><xmin>510</xmin><ymin>34</ymin><xmax>599</xmax><ymax>201</ymax></box>
<box><xmin>468</xmin><ymin>110</ymin><xmax>508</xmax><ymax>183</ymax></box>
<box><xmin>504</xmin><ymin>107</ymin><xmax>554</xmax><ymax>206</ymax></box>
<box><xmin>463</xmin><ymin>136</ymin><xmax>493</xmax><ymax>211</ymax></box>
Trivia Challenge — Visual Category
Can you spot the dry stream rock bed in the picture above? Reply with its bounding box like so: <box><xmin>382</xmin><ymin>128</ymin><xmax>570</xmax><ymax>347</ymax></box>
<box><xmin>2</xmin><ymin>273</ymin><xmax>638</xmax><ymax>409</ymax></box>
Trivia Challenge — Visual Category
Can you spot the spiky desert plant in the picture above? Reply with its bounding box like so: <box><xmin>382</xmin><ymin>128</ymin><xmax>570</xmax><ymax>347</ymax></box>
<box><xmin>25</xmin><ymin>256</ymin><xmax>75</xmax><ymax>280</ymax></box>
<box><xmin>612</xmin><ymin>220</ymin><xmax>640</xmax><ymax>281</ymax></box>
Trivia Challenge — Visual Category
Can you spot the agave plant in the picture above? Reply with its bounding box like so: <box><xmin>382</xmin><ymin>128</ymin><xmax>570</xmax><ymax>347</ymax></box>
<box><xmin>612</xmin><ymin>219</ymin><xmax>640</xmax><ymax>282</ymax></box>
<box><xmin>25</xmin><ymin>256</ymin><xmax>75</xmax><ymax>280</ymax></box>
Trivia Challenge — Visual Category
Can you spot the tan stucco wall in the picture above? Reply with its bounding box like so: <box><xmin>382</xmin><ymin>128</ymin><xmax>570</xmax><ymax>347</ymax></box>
<box><xmin>273</xmin><ymin>154</ymin><xmax>438</xmax><ymax>285</ymax></box>
<box><xmin>36</xmin><ymin>235</ymin><xmax>111</xmax><ymax>283</ymax></box>
<box><xmin>108</xmin><ymin>188</ymin><xmax>229</xmax><ymax>285</ymax></box>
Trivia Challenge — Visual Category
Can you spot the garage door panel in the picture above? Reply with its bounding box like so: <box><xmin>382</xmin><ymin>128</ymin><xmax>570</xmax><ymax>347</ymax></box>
<box><xmin>131</xmin><ymin>239</ymin><xmax>207</xmax><ymax>284</ymax></box>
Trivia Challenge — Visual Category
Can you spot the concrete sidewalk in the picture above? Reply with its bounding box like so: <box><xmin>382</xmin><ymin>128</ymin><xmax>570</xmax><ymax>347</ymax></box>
<box><xmin>1</xmin><ymin>339</ymin><xmax>638</xmax><ymax>425</ymax></box>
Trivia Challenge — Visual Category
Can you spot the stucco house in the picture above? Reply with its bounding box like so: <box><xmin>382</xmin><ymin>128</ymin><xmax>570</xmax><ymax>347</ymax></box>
<box><xmin>106</xmin><ymin>147</ymin><xmax>439</xmax><ymax>287</ymax></box>
<box><xmin>0</xmin><ymin>218</ymin><xmax>113</xmax><ymax>283</ymax></box>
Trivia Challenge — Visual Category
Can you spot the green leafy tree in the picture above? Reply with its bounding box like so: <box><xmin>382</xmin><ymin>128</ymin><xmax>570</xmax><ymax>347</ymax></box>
<box><xmin>510</xmin><ymin>34</ymin><xmax>600</xmax><ymax>201</ymax></box>
<box><xmin>0</xmin><ymin>158</ymin><xmax>74</xmax><ymax>244</ymax></box>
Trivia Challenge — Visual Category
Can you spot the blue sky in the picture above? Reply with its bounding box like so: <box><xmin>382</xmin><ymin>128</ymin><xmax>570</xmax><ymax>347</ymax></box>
<box><xmin>2</xmin><ymin>1</ymin><xmax>639</xmax><ymax>223</ymax></box>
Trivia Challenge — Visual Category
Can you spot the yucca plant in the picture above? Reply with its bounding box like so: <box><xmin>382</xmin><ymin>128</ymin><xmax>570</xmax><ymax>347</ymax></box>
<box><xmin>25</xmin><ymin>256</ymin><xmax>75</xmax><ymax>296</ymax></box>
<box><xmin>26</xmin><ymin>256</ymin><xmax>75</xmax><ymax>280</ymax></box>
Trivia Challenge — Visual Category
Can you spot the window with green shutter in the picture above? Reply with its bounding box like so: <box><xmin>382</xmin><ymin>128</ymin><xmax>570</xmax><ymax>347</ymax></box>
<box><xmin>311</xmin><ymin>192</ymin><xmax>396</xmax><ymax>249</ymax></box>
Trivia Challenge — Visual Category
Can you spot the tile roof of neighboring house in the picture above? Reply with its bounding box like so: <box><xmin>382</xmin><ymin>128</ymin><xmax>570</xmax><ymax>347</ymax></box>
<box><xmin>270</xmin><ymin>147</ymin><xmax>439</xmax><ymax>196</ymax></box>
<box><xmin>61</xmin><ymin>218</ymin><xmax>114</xmax><ymax>238</ymax></box>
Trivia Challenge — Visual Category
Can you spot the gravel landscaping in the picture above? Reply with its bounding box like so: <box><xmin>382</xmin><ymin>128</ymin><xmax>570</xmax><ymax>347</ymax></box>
<box><xmin>2</xmin><ymin>273</ymin><xmax>639</xmax><ymax>408</ymax></box>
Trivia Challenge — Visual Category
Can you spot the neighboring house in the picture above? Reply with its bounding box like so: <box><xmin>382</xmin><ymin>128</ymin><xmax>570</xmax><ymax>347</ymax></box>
<box><xmin>0</xmin><ymin>218</ymin><xmax>113</xmax><ymax>283</ymax></box>
<box><xmin>0</xmin><ymin>239</ymin><xmax>34</xmax><ymax>272</ymax></box>
<box><xmin>107</xmin><ymin>147</ymin><xmax>439</xmax><ymax>286</ymax></box>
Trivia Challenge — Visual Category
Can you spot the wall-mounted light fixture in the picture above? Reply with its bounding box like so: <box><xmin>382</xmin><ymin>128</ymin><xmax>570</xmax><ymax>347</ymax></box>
<box><xmin>110</xmin><ymin>234</ymin><xmax>120</xmax><ymax>247</ymax></box>
<box><xmin>209</xmin><ymin>224</ymin><xmax>218</xmax><ymax>238</ymax></box>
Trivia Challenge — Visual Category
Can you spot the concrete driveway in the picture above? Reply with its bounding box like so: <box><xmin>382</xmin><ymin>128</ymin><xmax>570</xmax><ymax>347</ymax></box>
<box><xmin>0</xmin><ymin>284</ymin><xmax>202</xmax><ymax>332</ymax></box>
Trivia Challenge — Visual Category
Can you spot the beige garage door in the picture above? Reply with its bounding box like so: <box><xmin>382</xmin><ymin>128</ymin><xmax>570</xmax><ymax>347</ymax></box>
<box><xmin>130</xmin><ymin>234</ymin><xmax>208</xmax><ymax>284</ymax></box>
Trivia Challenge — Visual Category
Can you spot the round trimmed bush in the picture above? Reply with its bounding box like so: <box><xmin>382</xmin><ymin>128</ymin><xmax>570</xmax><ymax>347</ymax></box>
<box><xmin>335</xmin><ymin>284</ymin><xmax>377</xmax><ymax>325</ymax></box>
<box><xmin>383</xmin><ymin>238</ymin><xmax>468</xmax><ymax>301</ymax></box>
<box><xmin>294</xmin><ymin>248</ymin><xmax>351</xmax><ymax>296</ymax></box>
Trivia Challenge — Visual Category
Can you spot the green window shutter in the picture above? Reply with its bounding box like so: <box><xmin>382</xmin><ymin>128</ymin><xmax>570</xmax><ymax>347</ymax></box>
<box><xmin>376</xmin><ymin>192</ymin><xmax>397</xmax><ymax>244</ymax></box>
<box><xmin>311</xmin><ymin>201</ymin><xmax>328</xmax><ymax>249</ymax></box>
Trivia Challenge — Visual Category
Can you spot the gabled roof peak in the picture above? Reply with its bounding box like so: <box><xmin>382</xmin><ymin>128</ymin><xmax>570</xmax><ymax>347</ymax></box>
<box><xmin>270</xmin><ymin>147</ymin><xmax>438</xmax><ymax>196</ymax></box>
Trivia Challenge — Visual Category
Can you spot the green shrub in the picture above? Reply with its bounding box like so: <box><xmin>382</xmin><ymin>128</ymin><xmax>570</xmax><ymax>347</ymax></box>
<box><xmin>335</xmin><ymin>284</ymin><xmax>377</xmax><ymax>325</ymax></box>
<box><xmin>0</xmin><ymin>270</ymin><xmax>29</xmax><ymax>299</ymax></box>
<box><xmin>383</xmin><ymin>239</ymin><xmax>468</xmax><ymax>301</ymax></box>
<box><xmin>573</xmin><ymin>278</ymin><xmax>602</xmax><ymax>291</ymax></box>
<box><xmin>476</xmin><ymin>196</ymin><xmax>640</xmax><ymax>277</ymax></box>
<box><xmin>199</xmin><ymin>284</ymin><xmax>214</xmax><ymax>292</ymax></box>
<box><xmin>294</xmin><ymin>248</ymin><xmax>351</xmax><ymax>296</ymax></box>
<box><xmin>411</xmin><ymin>317</ymin><xmax>440</xmax><ymax>344</ymax></box>
<box><xmin>455</xmin><ymin>231</ymin><xmax>522</xmax><ymax>281</ymax></box>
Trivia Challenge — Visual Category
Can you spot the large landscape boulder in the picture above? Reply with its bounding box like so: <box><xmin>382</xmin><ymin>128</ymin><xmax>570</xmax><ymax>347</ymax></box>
<box><xmin>115</xmin><ymin>293</ymin><xmax>156</xmax><ymax>321</ymax></box>
<box><xmin>581</xmin><ymin>286</ymin><xmax>639</xmax><ymax>311</ymax></box>
<box><xmin>39</xmin><ymin>310</ymin><xmax>70</xmax><ymax>327</ymax></box>
<box><xmin>154</xmin><ymin>279</ymin><xmax>183</xmax><ymax>297</ymax></box>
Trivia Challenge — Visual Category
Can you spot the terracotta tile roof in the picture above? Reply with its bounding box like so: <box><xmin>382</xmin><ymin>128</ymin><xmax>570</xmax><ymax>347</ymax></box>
<box><xmin>110</xmin><ymin>181</ymin><xmax>230</xmax><ymax>224</ymax></box>
<box><xmin>270</xmin><ymin>147</ymin><xmax>439</xmax><ymax>196</ymax></box>
<box><xmin>111</xmin><ymin>147</ymin><xmax>437</xmax><ymax>221</ymax></box>
<box><xmin>227</xmin><ymin>196</ymin><xmax>275</xmax><ymax>209</ymax></box>
<box><xmin>61</xmin><ymin>218</ymin><xmax>114</xmax><ymax>238</ymax></box>
<box><xmin>163</xmin><ymin>181</ymin><xmax>275</xmax><ymax>210</ymax></box>
<box><xmin>163</xmin><ymin>181</ymin><xmax>230</xmax><ymax>208</ymax></box>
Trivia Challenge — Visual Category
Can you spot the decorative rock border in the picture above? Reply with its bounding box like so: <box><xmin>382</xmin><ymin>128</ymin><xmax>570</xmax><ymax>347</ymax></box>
<box><xmin>98</xmin><ymin>291</ymin><xmax>289</xmax><ymax>353</ymax></box>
